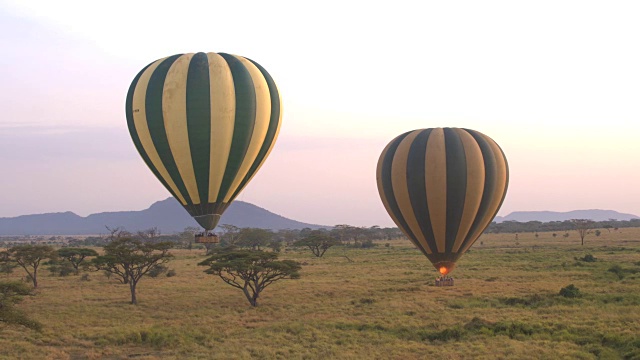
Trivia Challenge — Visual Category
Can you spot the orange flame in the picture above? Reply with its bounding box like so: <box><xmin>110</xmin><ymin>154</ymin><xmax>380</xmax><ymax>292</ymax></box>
<box><xmin>439</xmin><ymin>266</ymin><xmax>449</xmax><ymax>275</ymax></box>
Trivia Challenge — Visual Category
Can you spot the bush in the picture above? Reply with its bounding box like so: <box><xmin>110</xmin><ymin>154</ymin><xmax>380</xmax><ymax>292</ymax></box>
<box><xmin>0</xmin><ymin>260</ymin><xmax>15</xmax><ymax>274</ymax></box>
<box><xmin>0</xmin><ymin>281</ymin><xmax>42</xmax><ymax>331</ymax></box>
<box><xmin>424</xmin><ymin>327</ymin><xmax>464</xmax><ymax>341</ymax></box>
<box><xmin>47</xmin><ymin>261</ymin><xmax>75</xmax><ymax>277</ymax></box>
<box><xmin>608</xmin><ymin>265</ymin><xmax>625</xmax><ymax>280</ymax></box>
<box><xmin>352</xmin><ymin>298</ymin><xmax>375</xmax><ymax>305</ymax></box>
<box><xmin>360</xmin><ymin>239</ymin><xmax>376</xmax><ymax>249</ymax></box>
<box><xmin>578</xmin><ymin>254</ymin><xmax>597</xmax><ymax>262</ymax></box>
<box><xmin>559</xmin><ymin>284</ymin><xmax>581</xmax><ymax>298</ymax></box>
<box><xmin>80</xmin><ymin>273</ymin><xmax>90</xmax><ymax>281</ymax></box>
<box><xmin>500</xmin><ymin>294</ymin><xmax>548</xmax><ymax>307</ymax></box>
<box><xmin>148</xmin><ymin>265</ymin><xmax>168</xmax><ymax>278</ymax></box>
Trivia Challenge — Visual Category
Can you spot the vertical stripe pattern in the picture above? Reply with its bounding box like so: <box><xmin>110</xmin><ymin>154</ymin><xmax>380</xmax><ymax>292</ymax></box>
<box><xmin>126</xmin><ymin>52</ymin><xmax>282</xmax><ymax>230</ymax></box>
<box><xmin>376</xmin><ymin>128</ymin><xmax>509</xmax><ymax>274</ymax></box>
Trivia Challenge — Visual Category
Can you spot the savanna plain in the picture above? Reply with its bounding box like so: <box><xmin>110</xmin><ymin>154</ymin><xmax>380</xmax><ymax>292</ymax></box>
<box><xmin>1</xmin><ymin>229</ymin><xmax>639</xmax><ymax>360</ymax></box>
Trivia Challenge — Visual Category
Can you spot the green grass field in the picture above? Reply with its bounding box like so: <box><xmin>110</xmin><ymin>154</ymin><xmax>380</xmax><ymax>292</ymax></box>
<box><xmin>1</xmin><ymin>228</ymin><xmax>639</xmax><ymax>359</ymax></box>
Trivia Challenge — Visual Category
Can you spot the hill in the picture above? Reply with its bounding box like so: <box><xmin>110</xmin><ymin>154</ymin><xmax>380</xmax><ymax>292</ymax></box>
<box><xmin>0</xmin><ymin>198</ymin><xmax>327</xmax><ymax>235</ymax></box>
<box><xmin>494</xmin><ymin>209</ymin><xmax>639</xmax><ymax>223</ymax></box>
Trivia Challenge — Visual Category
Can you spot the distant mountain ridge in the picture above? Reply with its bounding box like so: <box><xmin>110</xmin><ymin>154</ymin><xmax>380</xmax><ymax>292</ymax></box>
<box><xmin>0</xmin><ymin>198</ymin><xmax>327</xmax><ymax>235</ymax></box>
<box><xmin>495</xmin><ymin>209</ymin><xmax>639</xmax><ymax>223</ymax></box>
<box><xmin>2</xmin><ymin>202</ymin><xmax>637</xmax><ymax>235</ymax></box>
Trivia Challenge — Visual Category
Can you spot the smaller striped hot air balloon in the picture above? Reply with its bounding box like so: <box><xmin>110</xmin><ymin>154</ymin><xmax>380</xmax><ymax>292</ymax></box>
<box><xmin>376</xmin><ymin>128</ymin><xmax>508</xmax><ymax>276</ymax></box>
<box><xmin>125</xmin><ymin>52</ymin><xmax>281</xmax><ymax>239</ymax></box>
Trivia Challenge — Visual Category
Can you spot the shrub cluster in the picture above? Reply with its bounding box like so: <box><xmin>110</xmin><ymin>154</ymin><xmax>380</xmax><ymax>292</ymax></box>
<box><xmin>559</xmin><ymin>284</ymin><xmax>581</xmax><ymax>298</ymax></box>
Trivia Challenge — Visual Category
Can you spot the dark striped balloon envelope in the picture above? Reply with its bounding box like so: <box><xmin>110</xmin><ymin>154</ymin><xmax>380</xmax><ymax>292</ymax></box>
<box><xmin>125</xmin><ymin>52</ymin><xmax>281</xmax><ymax>231</ymax></box>
<box><xmin>376</xmin><ymin>128</ymin><xmax>509</xmax><ymax>276</ymax></box>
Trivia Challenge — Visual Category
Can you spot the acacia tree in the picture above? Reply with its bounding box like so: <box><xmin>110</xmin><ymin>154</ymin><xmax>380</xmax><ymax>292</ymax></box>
<box><xmin>293</xmin><ymin>230</ymin><xmax>341</xmax><ymax>257</ymax></box>
<box><xmin>570</xmin><ymin>219</ymin><xmax>594</xmax><ymax>246</ymax></box>
<box><xmin>136</xmin><ymin>227</ymin><xmax>161</xmax><ymax>242</ymax></box>
<box><xmin>57</xmin><ymin>248</ymin><xmax>99</xmax><ymax>274</ymax></box>
<box><xmin>1</xmin><ymin>245</ymin><xmax>56</xmax><ymax>288</ymax></box>
<box><xmin>219</xmin><ymin>224</ymin><xmax>241</xmax><ymax>245</ymax></box>
<box><xmin>331</xmin><ymin>225</ymin><xmax>371</xmax><ymax>245</ymax></box>
<box><xmin>179</xmin><ymin>226</ymin><xmax>200</xmax><ymax>250</ymax></box>
<box><xmin>92</xmin><ymin>238</ymin><xmax>173</xmax><ymax>305</ymax></box>
<box><xmin>105</xmin><ymin>226</ymin><xmax>131</xmax><ymax>241</ymax></box>
<box><xmin>198</xmin><ymin>248</ymin><xmax>301</xmax><ymax>307</ymax></box>
<box><xmin>275</xmin><ymin>229</ymin><xmax>299</xmax><ymax>245</ymax></box>
<box><xmin>237</xmin><ymin>228</ymin><xmax>273</xmax><ymax>250</ymax></box>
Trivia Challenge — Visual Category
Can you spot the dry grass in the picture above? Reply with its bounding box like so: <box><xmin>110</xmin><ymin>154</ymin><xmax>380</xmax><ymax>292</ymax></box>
<box><xmin>1</xmin><ymin>228</ymin><xmax>639</xmax><ymax>359</ymax></box>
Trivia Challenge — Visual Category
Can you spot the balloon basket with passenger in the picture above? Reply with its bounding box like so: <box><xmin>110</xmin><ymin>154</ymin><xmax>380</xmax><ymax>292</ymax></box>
<box><xmin>195</xmin><ymin>232</ymin><xmax>220</xmax><ymax>244</ymax></box>
<box><xmin>434</xmin><ymin>263</ymin><xmax>455</xmax><ymax>287</ymax></box>
<box><xmin>435</xmin><ymin>277</ymin><xmax>454</xmax><ymax>287</ymax></box>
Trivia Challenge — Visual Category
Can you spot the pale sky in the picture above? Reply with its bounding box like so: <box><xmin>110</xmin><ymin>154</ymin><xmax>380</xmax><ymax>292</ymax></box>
<box><xmin>1</xmin><ymin>0</ymin><xmax>639</xmax><ymax>227</ymax></box>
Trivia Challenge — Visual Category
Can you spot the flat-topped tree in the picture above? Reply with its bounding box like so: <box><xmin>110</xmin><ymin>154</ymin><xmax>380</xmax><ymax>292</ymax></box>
<box><xmin>294</xmin><ymin>230</ymin><xmax>341</xmax><ymax>257</ymax></box>
<box><xmin>219</xmin><ymin>224</ymin><xmax>241</xmax><ymax>245</ymax></box>
<box><xmin>57</xmin><ymin>248</ymin><xmax>98</xmax><ymax>274</ymax></box>
<box><xmin>570</xmin><ymin>219</ymin><xmax>595</xmax><ymax>246</ymax></box>
<box><xmin>199</xmin><ymin>248</ymin><xmax>301</xmax><ymax>307</ymax></box>
<box><xmin>0</xmin><ymin>245</ymin><xmax>56</xmax><ymax>288</ymax></box>
<box><xmin>237</xmin><ymin>228</ymin><xmax>273</xmax><ymax>250</ymax></box>
<box><xmin>92</xmin><ymin>238</ymin><xmax>173</xmax><ymax>305</ymax></box>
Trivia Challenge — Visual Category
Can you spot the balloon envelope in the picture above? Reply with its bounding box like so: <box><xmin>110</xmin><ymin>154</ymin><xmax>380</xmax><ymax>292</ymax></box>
<box><xmin>125</xmin><ymin>52</ymin><xmax>281</xmax><ymax>230</ymax></box>
<box><xmin>376</xmin><ymin>128</ymin><xmax>508</xmax><ymax>275</ymax></box>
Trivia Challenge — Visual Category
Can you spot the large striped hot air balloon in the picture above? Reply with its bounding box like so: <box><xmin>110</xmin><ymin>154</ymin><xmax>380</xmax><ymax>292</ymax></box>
<box><xmin>125</xmin><ymin>52</ymin><xmax>281</xmax><ymax>233</ymax></box>
<box><xmin>376</xmin><ymin>128</ymin><xmax>508</xmax><ymax>275</ymax></box>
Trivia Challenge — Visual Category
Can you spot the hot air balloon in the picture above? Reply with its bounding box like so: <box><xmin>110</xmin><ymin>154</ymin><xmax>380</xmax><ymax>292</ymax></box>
<box><xmin>125</xmin><ymin>52</ymin><xmax>281</xmax><ymax>242</ymax></box>
<box><xmin>376</xmin><ymin>128</ymin><xmax>508</xmax><ymax>276</ymax></box>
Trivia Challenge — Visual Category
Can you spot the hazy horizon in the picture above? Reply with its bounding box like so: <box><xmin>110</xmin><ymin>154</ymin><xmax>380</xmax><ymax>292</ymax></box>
<box><xmin>3</xmin><ymin>195</ymin><xmax>639</xmax><ymax>227</ymax></box>
<box><xmin>1</xmin><ymin>1</ymin><xmax>639</xmax><ymax>227</ymax></box>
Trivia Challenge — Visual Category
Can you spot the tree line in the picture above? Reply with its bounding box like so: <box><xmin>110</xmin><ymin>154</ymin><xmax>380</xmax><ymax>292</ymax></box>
<box><xmin>486</xmin><ymin>218</ymin><xmax>640</xmax><ymax>234</ymax></box>
<box><xmin>0</xmin><ymin>225</ymin><xmax>404</xmax><ymax>250</ymax></box>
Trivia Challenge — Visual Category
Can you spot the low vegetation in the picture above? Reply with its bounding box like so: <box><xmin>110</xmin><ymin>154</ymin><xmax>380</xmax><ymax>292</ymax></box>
<box><xmin>0</xmin><ymin>227</ymin><xmax>639</xmax><ymax>359</ymax></box>
<box><xmin>0</xmin><ymin>281</ymin><xmax>41</xmax><ymax>331</ymax></box>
